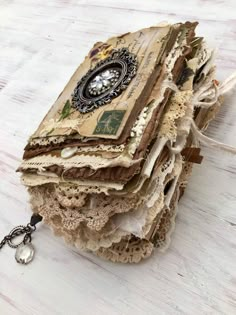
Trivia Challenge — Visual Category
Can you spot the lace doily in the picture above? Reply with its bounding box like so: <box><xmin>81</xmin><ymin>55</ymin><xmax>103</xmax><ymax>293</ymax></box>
<box><xmin>30</xmin><ymin>184</ymin><xmax>142</xmax><ymax>233</ymax></box>
<box><xmin>96</xmin><ymin>237</ymin><xmax>154</xmax><ymax>263</ymax></box>
<box><xmin>95</xmin><ymin>186</ymin><xmax>180</xmax><ymax>263</ymax></box>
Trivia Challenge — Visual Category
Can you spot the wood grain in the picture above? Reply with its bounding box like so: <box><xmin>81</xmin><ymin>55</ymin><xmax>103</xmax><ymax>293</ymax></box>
<box><xmin>0</xmin><ymin>1</ymin><xmax>235</xmax><ymax>314</ymax></box>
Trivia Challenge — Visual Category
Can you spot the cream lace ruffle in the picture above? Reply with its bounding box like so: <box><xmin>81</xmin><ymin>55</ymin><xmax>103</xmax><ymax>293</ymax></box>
<box><xmin>95</xmin><ymin>184</ymin><xmax>181</xmax><ymax>263</ymax></box>
<box><xmin>28</xmin><ymin>154</ymin><xmax>182</xmax><ymax>252</ymax></box>
<box><xmin>96</xmin><ymin>237</ymin><xmax>154</xmax><ymax>263</ymax></box>
<box><xmin>30</xmin><ymin>185</ymin><xmax>141</xmax><ymax>233</ymax></box>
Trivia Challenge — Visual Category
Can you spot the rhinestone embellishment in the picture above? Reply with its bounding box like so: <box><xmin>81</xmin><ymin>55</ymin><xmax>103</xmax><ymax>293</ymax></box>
<box><xmin>15</xmin><ymin>243</ymin><xmax>35</xmax><ymax>265</ymax></box>
<box><xmin>88</xmin><ymin>69</ymin><xmax>120</xmax><ymax>96</ymax></box>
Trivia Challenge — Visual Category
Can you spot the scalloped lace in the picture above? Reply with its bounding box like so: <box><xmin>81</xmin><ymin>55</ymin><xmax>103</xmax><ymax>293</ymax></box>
<box><xmin>96</xmin><ymin>237</ymin><xmax>154</xmax><ymax>263</ymax></box>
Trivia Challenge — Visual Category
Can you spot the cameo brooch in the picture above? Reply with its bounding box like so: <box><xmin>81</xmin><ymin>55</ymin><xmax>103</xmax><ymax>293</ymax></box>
<box><xmin>71</xmin><ymin>48</ymin><xmax>138</xmax><ymax>113</ymax></box>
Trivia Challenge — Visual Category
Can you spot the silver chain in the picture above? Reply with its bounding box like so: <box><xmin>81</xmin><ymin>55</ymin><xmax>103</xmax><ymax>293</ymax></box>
<box><xmin>0</xmin><ymin>214</ymin><xmax>42</xmax><ymax>251</ymax></box>
<box><xmin>0</xmin><ymin>224</ymin><xmax>35</xmax><ymax>250</ymax></box>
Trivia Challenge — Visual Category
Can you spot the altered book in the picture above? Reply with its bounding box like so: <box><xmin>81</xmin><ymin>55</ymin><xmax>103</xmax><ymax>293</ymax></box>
<box><xmin>16</xmin><ymin>21</ymin><xmax>235</xmax><ymax>263</ymax></box>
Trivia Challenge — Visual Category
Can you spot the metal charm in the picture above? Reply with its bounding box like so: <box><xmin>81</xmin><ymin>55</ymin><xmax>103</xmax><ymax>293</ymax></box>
<box><xmin>0</xmin><ymin>213</ymin><xmax>42</xmax><ymax>265</ymax></box>
<box><xmin>15</xmin><ymin>243</ymin><xmax>35</xmax><ymax>265</ymax></box>
<box><xmin>72</xmin><ymin>48</ymin><xmax>138</xmax><ymax>113</ymax></box>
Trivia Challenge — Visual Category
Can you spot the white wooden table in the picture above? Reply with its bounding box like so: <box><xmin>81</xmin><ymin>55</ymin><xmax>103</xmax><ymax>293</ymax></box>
<box><xmin>0</xmin><ymin>1</ymin><xmax>235</xmax><ymax>314</ymax></box>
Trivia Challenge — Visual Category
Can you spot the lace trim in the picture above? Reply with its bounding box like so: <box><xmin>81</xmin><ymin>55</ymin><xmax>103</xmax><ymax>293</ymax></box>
<box><xmin>165</xmin><ymin>30</ymin><xmax>187</xmax><ymax>82</ymax></box>
<box><xmin>74</xmin><ymin>225</ymin><xmax>127</xmax><ymax>252</ymax></box>
<box><xmin>33</xmin><ymin>158</ymin><xmax>180</xmax><ymax>252</ymax></box>
<box><xmin>30</xmin><ymin>184</ymin><xmax>142</xmax><ymax>232</ymax></box>
<box><xmin>112</xmin><ymin>154</ymin><xmax>182</xmax><ymax>238</ymax></box>
<box><xmin>26</xmin><ymin>146</ymin><xmax>189</xmax><ymax>257</ymax></box>
<box><xmin>145</xmin><ymin>154</ymin><xmax>176</xmax><ymax>207</ymax></box>
<box><xmin>29</xmin><ymin>136</ymin><xmax>67</xmax><ymax>147</ymax></box>
<box><xmin>96</xmin><ymin>237</ymin><xmax>154</xmax><ymax>263</ymax></box>
<box><xmin>131</xmin><ymin>137</ymin><xmax>169</xmax><ymax>193</ymax></box>
<box><xmin>22</xmin><ymin>174</ymin><xmax>124</xmax><ymax>193</ymax></box>
<box><xmin>77</xmin><ymin>144</ymin><xmax>125</xmax><ymax>153</ymax></box>
<box><xmin>128</xmin><ymin>100</ymin><xmax>159</xmax><ymax>156</ymax></box>
<box><xmin>179</xmin><ymin>161</ymin><xmax>193</xmax><ymax>188</ymax></box>
<box><xmin>95</xmin><ymin>184</ymin><xmax>180</xmax><ymax>263</ymax></box>
<box><xmin>152</xmin><ymin>187</ymin><xmax>180</xmax><ymax>251</ymax></box>
<box><xmin>159</xmin><ymin>91</ymin><xmax>192</xmax><ymax>141</ymax></box>
<box><xmin>19</xmin><ymin>152</ymin><xmax>141</xmax><ymax>172</ymax></box>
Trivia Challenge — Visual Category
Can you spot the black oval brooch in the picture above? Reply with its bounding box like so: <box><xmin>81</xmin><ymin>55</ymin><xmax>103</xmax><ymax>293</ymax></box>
<box><xmin>71</xmin><ymin>48</ymin><xmax>138</xmax><ymax>113</ymax></box>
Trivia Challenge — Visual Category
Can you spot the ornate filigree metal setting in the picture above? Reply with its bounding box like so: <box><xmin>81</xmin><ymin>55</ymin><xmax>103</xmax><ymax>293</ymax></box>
<box><xmin>71</xmin><ymin>48</ymin><xmax>138</xmax><ymax>113</ymax></box>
